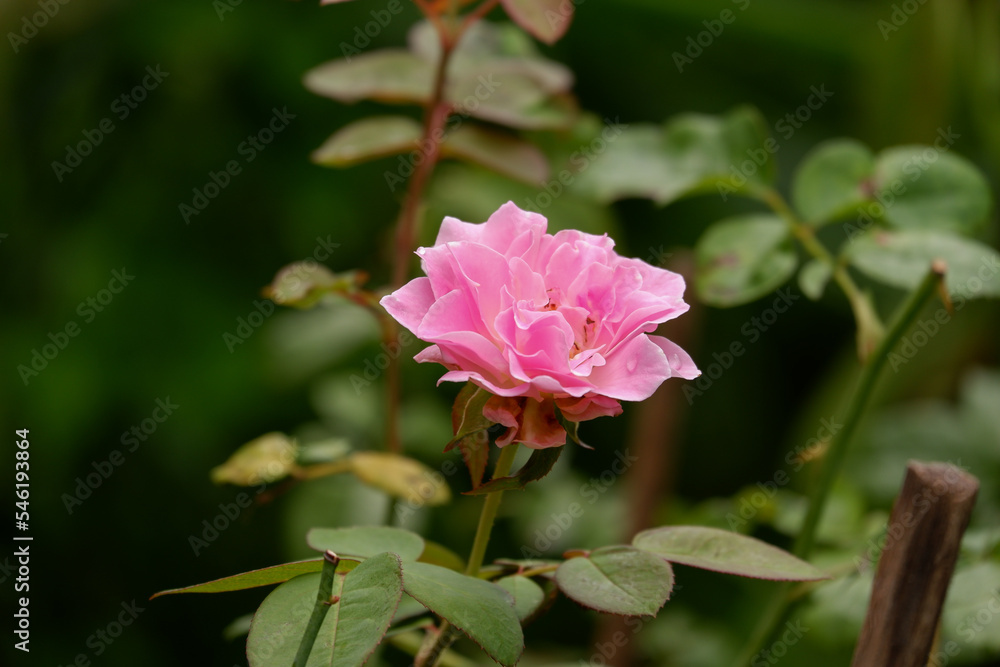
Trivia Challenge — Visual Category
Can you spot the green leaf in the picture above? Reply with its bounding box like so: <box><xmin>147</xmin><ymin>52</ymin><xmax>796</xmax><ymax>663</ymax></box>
<box><xmin>347</xmin><ymin>451</ymin><xmax>451</xmax><ymax>506</ymax></box>
<box><xmin>442</xmin><ymin>124</ymin><xmax>549</xmax><ymax>185</ymax></box>
<box><xmin>873</xmin><ymin>145</ymin><xmax>992</xmax><ymax>234</ymax></box>
<box><xmin>452</xmin><ymin>76</ymin><xmax>577</xmax><ymax>130</ymax></box>
<box><xmin>401</xmin><ymin>562</ymin><xmax>523</xmax><ymax>666</ymax></box>
<box><xmin>660</xmin><ymin>105</ymin><xmax>775</xmax><ymax>197</ymax></box>
<box><xmin>247</xmin><ymin>553</ymin><xmax>403</xmax><ymax>667</ymax></box>
<box><xmin>792</xmin><ymin>138</ymin><xmax>875</xmax><ymax>226</ymax></box>
<box><xmin>799</xmin><ymin>258</ymin><xmax>833</xmax><ymax>301</ymax></box>
<box><xmin>555</xmin><ymin>546</ymin><xmax>674</xmax><ymax>616</ymax></box>
<box><xmin>572</xmin><ymin>106</ymin><xmax>773</xmax><ymax>206</ymax></box>
<box><xmin>263</xmin><ymin>265</ymin><xmax>368</xmax><ymax>310</ymax></box>
<box><xmin>496</xmin><ymin>575</ymin><xmax>547</xmax><ymax>623</ymax></box>
<box><xmin>151</xmin><ymin>559</ymin><xmax>358</xmax><ymax>598</ymax></box>
<box><xmin>464</xmin><ymin>446</ymin><xmax>563</xmax><ymax>496</ymax></box>
<box><xmin>500</xmin><ymin>0</ymin><xmax>573</xmax><ymax>44</ymax></box>
<box><xmin>210</xmin><ymin>432</ymin><xmax>298</xmax><ymax>486</ymax></box>
<box><xmin>632</xmin><ymin>526</ymin><xmax>828</xmax><ymax>581</ymax></box>
<box><xmin>304</xmin><ymin>51</ymin><xmax>433</xmax><ymax>105</ymax></box>
<box><xmin>568</xmin><ymin>124</ymin><xmax>676</xmax><ymax>204</ymax></box>
<box><xmin>307</xmin><ymin>526</ymin><xmax>425</xmax><ymax>561</ymax></box>
<box><xmin>311</xmin><ymin>116</ymin><xmax>422</xmax><ymax>167</ymax></box>
<box><xmin>695</xmin><ymin>214</ymin><xmax>797</xmax><ymax>307</ymax></box>
<box><xmin>846</xmin><ymin>230</ymin><xmax>1000</xmax><ymax>298</ymax></box>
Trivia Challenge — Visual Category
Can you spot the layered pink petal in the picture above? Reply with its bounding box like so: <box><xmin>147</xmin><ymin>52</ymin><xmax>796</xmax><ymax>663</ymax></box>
<box><xmin>379</xmin><ymin>202</ymin><xmax>699</xmax><ymax>450</ymax></box>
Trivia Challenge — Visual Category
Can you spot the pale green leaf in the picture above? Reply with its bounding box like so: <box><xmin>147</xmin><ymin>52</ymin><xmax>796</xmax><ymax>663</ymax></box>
<box><xmin>312</xmin><ymin>116</ymin><xmax>421</xmax><ymax>167</ymax></box>
<box><xmin>555</xmin><ymin>546</ymin><xmax>674</xmax><ymax>616</ymax></box>
<box><xmin>846</xmin><ymin>230</ymin><xmax>1000</xmax><ymax>298</ymax></box>
<box><xmin>633</xmin><ymin>526</ymin><xmax>828</xmax><ymax>581</ymax></box>
<box><xmin>695</xmin><ymin>215</ymin><xmax>797</xmax><ymax>307</ymax></box>
<box><xmin>792</xmin><ymin>138</ymin><xmax>875</xmax><ymax>226</ymax></box>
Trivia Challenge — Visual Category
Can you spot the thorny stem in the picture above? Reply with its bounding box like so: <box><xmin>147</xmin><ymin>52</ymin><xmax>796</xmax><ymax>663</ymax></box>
<box><xmin>731</xmin><ymin>264</ymin><xmax>948</xmax><ymax>667</ymax></box>
<box><xmin>293</xmin><ymin>551</ymin><xmax>341</xmax><ymax>667</ymax></box>
<box><xmin>385</xmin><ymin>0</ymin><xmax>472</xmax><ymax>455</ymax></box>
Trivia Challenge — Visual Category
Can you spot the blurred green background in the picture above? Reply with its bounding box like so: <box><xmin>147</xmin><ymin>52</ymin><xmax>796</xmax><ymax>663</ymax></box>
<box><xmin>3</xmin><ymin>0</ymin><xmax>999</xmax><ymax>665</ymax></box>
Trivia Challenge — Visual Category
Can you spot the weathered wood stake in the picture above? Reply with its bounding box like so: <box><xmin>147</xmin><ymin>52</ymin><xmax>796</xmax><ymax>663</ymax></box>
<box><xmin>851</xmin><ymin>460</ymin><xmax>979</xmax><ymax>667</ymax></box>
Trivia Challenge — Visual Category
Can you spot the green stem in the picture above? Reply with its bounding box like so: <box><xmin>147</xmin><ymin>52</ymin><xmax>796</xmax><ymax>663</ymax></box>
<box><xmin>293</xmin><ymin>551</ymin><xmax>341</xmax><ymax>667</ymax></box>
<box><xmin>731</xmin><ymin>264</ymin><xmax>946</xmax><ymax>667</ymax></box>
<box><xmin>760</xmin><ymin>189</ymin><xmax>883</xmax><ymax>357</ymax></box>
<box><xmin>465</xmin><ymin>443</ymin><xmax>520</xmax><ymax>577</ymax></box>
<box><xmin>418</xmin><ymin>444</ymin><xmax>520</xmax><ymax>667</ymax></box>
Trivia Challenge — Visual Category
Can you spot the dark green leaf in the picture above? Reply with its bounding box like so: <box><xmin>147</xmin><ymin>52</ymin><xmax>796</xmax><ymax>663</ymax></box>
<box><xmin>633</xmin><ymin>526</ymin><xmax>828</xmax><ymax>581</ymax></box>
<box><xmin>311</xmin><ymin>116</ymin><xmax>422</xmax><ymax>167</ymax></box>
<box><xmin>246</xmin><ymin>553</ymin><xmax>404</xmax><ymax>667</ymax></box>
<box><xmin>151</xmin><ymin>558</ymin><xmax>357</xmax><ymax>598</ymax></box>
<box><xmin>401</xmin><ymin>562</ymin><xmax>523</xmax><ymax>666</ymax></box>
<box><xmin>555</xmin><ymin>546</ymin><xmax>674</xmax><ymax>616</ymax></box>
<box><xmin>791</xmin><ymin>139</ymin><xmax>875</xmax><ymax>226</ymax></box>
<box><xmin>846</xmin><ymin>230</ymin><xmax>1000</xmax><ymax>298</ymax></box>
<box><xmin>695</xmin><ymin>214</ymin><xmax>797</xmax><ymax>307</ymax></box>
<box><xmin>496</xmin><ymin>575</ymin><xmax>547</xmax><ymax>623</ymax></box>
<box><xmin>873</xmin><ymin>146</ymin><xmax>992</xmax><ymax>234</ymax></box>
<box><xmin>307</xmin><ymin>526</ymin><xmax>425</xmax><ymax>561</ymax></box>
<box><xmin>464</xmin><ymin>446</ymin><xmax>563</xmax><ymax>496</ymax></box>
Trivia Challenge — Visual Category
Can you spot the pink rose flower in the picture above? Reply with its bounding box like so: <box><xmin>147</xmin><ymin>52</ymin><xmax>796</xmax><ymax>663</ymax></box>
<box><xmin>380</xmin><ymin>202</ymin><xmax>699</xmax><ymax>448</ymax></box>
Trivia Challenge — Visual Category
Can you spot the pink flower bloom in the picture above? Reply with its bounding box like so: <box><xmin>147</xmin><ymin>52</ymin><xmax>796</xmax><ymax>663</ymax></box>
<box><xmin>381</xmin><ymin>202</ymin><xmax>699</xmax><ymax>448</ymax></box>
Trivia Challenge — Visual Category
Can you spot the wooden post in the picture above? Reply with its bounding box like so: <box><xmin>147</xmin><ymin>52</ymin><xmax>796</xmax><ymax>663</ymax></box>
<box><xmin>851</xmin><ymin>461</ymin><xmax>979</xmax><ymax>667</ymax></box>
